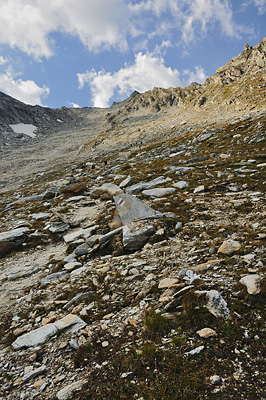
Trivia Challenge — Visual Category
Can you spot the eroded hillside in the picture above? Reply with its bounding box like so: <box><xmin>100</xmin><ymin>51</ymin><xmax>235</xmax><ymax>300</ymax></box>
<box><xmin>0</xmin><ymin>37</ymin><xmax>266</xmax><ymax>400</ymax></box>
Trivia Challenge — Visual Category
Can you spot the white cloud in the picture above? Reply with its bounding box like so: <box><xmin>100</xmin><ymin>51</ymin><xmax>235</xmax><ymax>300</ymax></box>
<box><xmin>181</xmin><ymin>0</ymin><xmax>243</xmax><ymax>44</ymax></box>
<box><xmin>77</xmin><ymin>52</ymin><xmax>206</xmax><ymax>108</ymax></box>
<box><xmin>0</xmin><ymin>56</ymin><xmax>9</xmax><ymax>65</ymax></box>
<box><xmin>0</xmin><ymin>0</ymin><xmax>134</xmax><ymax>59</ymax></box>
<box><xmin>0</xmin><ymin>0</ymin><xmax>246</xmax><ymax>59</ymax></box>
<box><xmin>0</xmin><ymin>66</ymin><xmax>49</xmax><ymax>105</ymax></box>
<box><xmin>182</xmin><ymin>66</ymin><xmax>207</xmax><ymax>85</ymax></box>
<box><xmin>68</xmin><ymin>102</ymin><xmax>80</xmax><ymax>108</ymax></box>
<box><xmin>254</xmin><ymin>0</ymin><xmax>266</xmax><ymax>13</ymax></box>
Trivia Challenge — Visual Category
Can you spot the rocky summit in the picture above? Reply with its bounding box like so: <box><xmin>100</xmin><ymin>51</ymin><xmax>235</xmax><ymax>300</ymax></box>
<box><xmin>0</xmin><ymin>37</ymin><xmax>266</xmax><ymax>399</ymax></box>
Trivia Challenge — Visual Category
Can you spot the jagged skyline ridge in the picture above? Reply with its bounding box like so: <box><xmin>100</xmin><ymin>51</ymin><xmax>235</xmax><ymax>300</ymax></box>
<box><xmin>0</xmin><ymin>0</ymin><xmax>265</xmax><ymax>108</ymax></box>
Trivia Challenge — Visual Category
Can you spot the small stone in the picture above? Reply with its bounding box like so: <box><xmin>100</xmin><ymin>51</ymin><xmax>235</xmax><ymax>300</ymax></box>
<box><xmin>218</xmin><ymin>239</ymin><xmax>241</xmax><ymax>255</ymax></box>
<box><xmin>175</xmin><ymin>222</ymin><xmax>182</xmax><ymax>230</ymax></box>
<box><xmin>12</xmin><ymin>314</ymin><xmax>87</xmax><ymax>349</ymax></box>
<box><xmin>64</xmin><ymin>262</ymin><xmax>82</xmax><ymax>271</ymax></box>
<box><xmin>69</xmin><ymin>338</ymin><xmax>79</xmax><ymax>350</ymax></box>
<box><xmin>173</xmin><ymin>181</ymin><xmax>189</xmax><ymax>189</ymax></box>
<box><xmin>75</xmin><ymin>243</ymin><xmax>89</xmax><ymax>256</ymax></box>
<box><xmin>142</xmin><ymin>187</ymin><xmax>176</xmax><ymax>197</ymax></box>
<box><xmin>49</xmin><ymin>223</ymin><xmax>69</xmax><ymax>234</ymax></box>
<box><xmin>102</xmin><ymin>341</ymin><xmax>109</xmax><ymax>347</ymax></box>
<box><xmin>56</xmin><ymin>380</ymin><xmax>86</xmax><ymax>400</ymax></box>
<box><xmin>193</xmin><ymin>185</ymin><xmax>205</xmax><ymax>194</ymax></box>
<box><xmin>33</xmin><ymin>379</ymin><xmax>46</xmax><ymax>389</ymax></box>
<box><xmin>205</xmin><ymin>290</ymin><xmax>230</xmax><ymax>320</ymax></box>
<box><xmin>210</xmin><ymin>375</ymin><xmax>222</xmax><ymax>386</ymax></box>
<box><xmin>42</xmin><ymin>311</ymin><xmax>57</xmax><ymax>326</ymax></box>
<box><xmin>186</xmin><ymin>345</ymin><xmax>204</xmax><ymax>355</ymax></box>
<box><xmin>119</xmin><ymin>176</ymin><xmax>133</xmax><ymax>188</ymax></box>
<box><xmin>22</xmin><ymin>365</ymin><xmax>47</xmax><ymax>383</ymax></box>
<box><xmin>196</xmin><ymin>328</ymin><xmax>217</xmax><ymax>338</ymax></box>
<box><xmin>240</xmin><ymin>274</ymin><xmax>261</xmax><ymax>295</ymax></box>
<box><xmin>158</xmin><ymin>278</ymin><xmax>179</xmax><ymax>289</ymax></box>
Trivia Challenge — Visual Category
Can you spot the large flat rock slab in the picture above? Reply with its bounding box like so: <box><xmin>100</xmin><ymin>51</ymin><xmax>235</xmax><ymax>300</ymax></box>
<box><xmin>114</xmin><ymin>193</ymin><xmax>162</xmax><ymax>225</ymax></box>
<box><xmin>12</xmin><ymin>314</ymin><xmax>86</xmax><ymax>350</ymax></box>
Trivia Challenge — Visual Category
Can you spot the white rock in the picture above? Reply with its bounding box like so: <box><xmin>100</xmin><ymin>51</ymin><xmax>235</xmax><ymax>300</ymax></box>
<box><xmin>205</xmin><ymin>290</ymin><xmax>230</xmax><ymax>320</ymax></box>
<box><xmin>142</xmin><ymin>187</ymin><xmax>176</xmax><ymax>197</ymax></box>
<box><xmin>186</xmin><ymin>345</ymin><xmax>204</xmax><ymax>355</ymax></box>
<box><xmin>56</xmin><ymin>380</ymin><xmax>86</xmax><ymax>400</ymax></box>
<box><xmin>193</xmin><ymin>185</ymin><xmax>205</xmax><ymax>194</ymax></box>
<box><xmin>69</xmin><ymin>338</ymin><xmax>79</xmax><ymax>350</ymax></box>
<box><xmin>126</xmin><ymin>176</ymin><xmax>171</xmax><ymax>193</ymax></box>
<box><xmin>23</xmin><ymin>365</ymin><xmax>47</xmax><ymax>382</ymax></box>
<box><xmin>114</xmin><ymin>193</ymin><xmax>162</xmax><ymax>226</ymax></box>
<box><xmin>63</xmin><ymin>230</ymin><xmax>85</xmax><ymax>244</ymax></box>
<box><xmin>240</xmin><ymin>274</ymin><xmax>261</xmax><ymax>295</ymax></box>
<box><xmin>210</xmin><ymin>375</ymin><xmax>222</xmax><ymax>385</ymax></box>
<box><xmin>119</xmin><ymin>176</ymin><xmax>133</xmax><ymax>188</ymax></box>
<box><xmin>196</xmin><ymin>328</ymin><xmax>217</xmax><ymax>338</ymax></box>
<box><xmin>173</xmin><ymin>181</ymin><xmax>189</xmax><ymax>189</ymax></box>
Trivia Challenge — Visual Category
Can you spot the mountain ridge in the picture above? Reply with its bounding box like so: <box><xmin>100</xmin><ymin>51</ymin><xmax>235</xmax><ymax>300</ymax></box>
<box><xmin>1</xmin><ymin>36</ymin><xmax>266</xmax><ymax>151</ymax></box>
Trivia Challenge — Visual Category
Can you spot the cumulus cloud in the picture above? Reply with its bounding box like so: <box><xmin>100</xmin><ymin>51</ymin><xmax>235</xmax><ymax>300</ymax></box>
<box><xmin>182</xmin><ymin>66</ymin><xmax>207</xmax><ymax>85</ymax></box>
<box><xmin>0</xmin><ymin>66</ymin><xmax>49</xmax><ymax>105</ymax></box>
<box><xmin>0</xmin><ymin>0</ymin><xmax>134</xmax><ymax>59</ymax></box>
<box><xmin>77</xmin><ymin>52</ymin><xmax>206</xmax><ymax>108</ymax></box>
<box><xmin>181</xmin><ymin>0</ymin><xmax>243</xmax><ymax>43</ymax></box>
<box><xmin>0</xmin><ymin>0</ymin><xmax>246</xmax><ymax>59</ymax></box>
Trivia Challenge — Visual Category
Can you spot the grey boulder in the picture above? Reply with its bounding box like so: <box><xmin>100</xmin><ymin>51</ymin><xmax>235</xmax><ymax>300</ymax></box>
<box><xmin>114</xmin><ymin>193</ymin><xmax>162</xmax><ymax>226</ymax></box>
<box><xmin>123</xmin><ymin>221</ymin><xmax>156</xmax><ymax>251</ymax></box>
<box><xmin>0</xmin><ymin>227</ymin><xmax>30</xmax><ymax>258</ymax></box>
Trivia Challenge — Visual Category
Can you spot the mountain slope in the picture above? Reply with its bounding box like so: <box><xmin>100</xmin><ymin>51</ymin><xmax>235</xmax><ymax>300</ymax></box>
<box><xmin>0</xmin><ymin>36</ymin><xmax>266</xmax><ymax>400</ymax></box>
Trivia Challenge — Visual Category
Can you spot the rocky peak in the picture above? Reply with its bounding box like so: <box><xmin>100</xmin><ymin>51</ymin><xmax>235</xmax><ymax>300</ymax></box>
<box><xmin>208</xmin><ymin>35</ymin><xmax>266</xmax><ymax>85</ymax></box>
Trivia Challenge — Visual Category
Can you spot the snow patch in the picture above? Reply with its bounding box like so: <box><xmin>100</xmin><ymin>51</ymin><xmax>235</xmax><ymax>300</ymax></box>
<box><xmin>10</xmin><ymin>124</ymin><xmax>38</xmax><ymax>138</ymax></box>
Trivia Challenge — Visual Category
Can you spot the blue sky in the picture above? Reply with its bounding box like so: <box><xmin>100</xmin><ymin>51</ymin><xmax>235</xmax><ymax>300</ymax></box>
<box><xmin>0</xmin><ymin>0</ymin><xmax>265</xmax><ymax>108</ymax></box>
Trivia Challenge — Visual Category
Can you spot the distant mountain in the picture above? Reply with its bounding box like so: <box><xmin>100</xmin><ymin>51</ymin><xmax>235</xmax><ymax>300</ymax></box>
<box><xmin>0</xmin><ymin>36</ymin><xmax>265</xmax><ymax>149</ymax></box>
<box><xmin>0</xmin><ymin>91</ymin><xmax>94</xmax><ymax>149</ymax></box>
<box><xmin>107</xmin><ymin>36</ymin><xmax>266</xmax><ymax>123</ymax></box>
